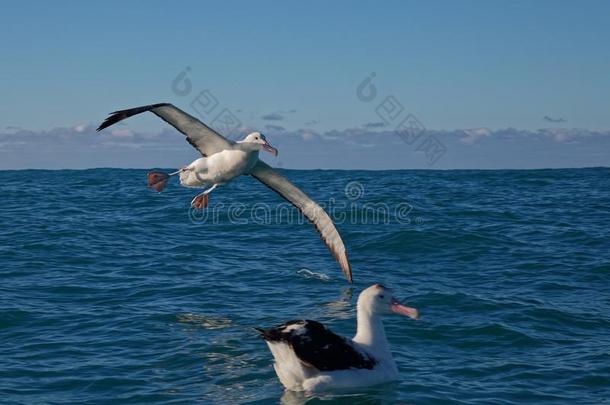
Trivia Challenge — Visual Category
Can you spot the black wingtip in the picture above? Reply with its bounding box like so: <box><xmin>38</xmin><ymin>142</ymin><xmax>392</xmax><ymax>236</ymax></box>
<box><xmin>254</xmin><ymin>327</ymin><xmax>269</xmax><ymax>339</ymax></box>
<box><xmin>96</xmin><ymin>117</ymin><xmax>117</xmax><ymax>132</ymax></box>
<box><xmin>96</xmin><ymin>103</ymin><xmax>171</xmax><ymax>132</ymax></box>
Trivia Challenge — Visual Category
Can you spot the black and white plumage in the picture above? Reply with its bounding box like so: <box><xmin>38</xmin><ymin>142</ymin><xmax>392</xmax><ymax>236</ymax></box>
<box><xmin>257</xmin><ymin>284</ymin><xmax>419</xmax><ymax>392</ymax></box>
<box><xmin>97</xmin><ymin>103</ymin><xmax>352</xmax><ymax>282</ymax></box>
<box><xmin>257</xmin><ymin>320</ymin><xmax>377</xmax><ymax>371</ymax></box>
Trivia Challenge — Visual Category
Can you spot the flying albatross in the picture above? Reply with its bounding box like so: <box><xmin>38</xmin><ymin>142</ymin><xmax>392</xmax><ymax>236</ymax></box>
<box><xmin>97</xmin><ymin>103</ymin><xmax>352</xmax><ymax>282</ymax></box>
<box><xmin>256</xmin><ymin>284</ymin><xmax>419</xmax><ymax>391</ymax></box>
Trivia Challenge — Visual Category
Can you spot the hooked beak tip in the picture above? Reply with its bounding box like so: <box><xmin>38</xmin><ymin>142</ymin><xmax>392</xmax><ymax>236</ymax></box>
<box><xmin>263</xmin><ymin>144</ymin><xmax>278</xmax><ymax>156</ymax></box>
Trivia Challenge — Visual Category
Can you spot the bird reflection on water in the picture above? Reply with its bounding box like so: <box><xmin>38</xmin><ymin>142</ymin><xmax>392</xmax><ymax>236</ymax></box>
<box><xmin>320</xmin><ymin>287</ymin><xmax>355</xmax><ymax>320</ymax></box>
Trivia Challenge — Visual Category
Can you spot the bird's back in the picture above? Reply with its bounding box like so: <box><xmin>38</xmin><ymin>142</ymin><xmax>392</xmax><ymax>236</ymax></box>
<box><xmin>257</xmin><ymin>320</ymin><xmax>381</xmax><ymax>391</ymax></box>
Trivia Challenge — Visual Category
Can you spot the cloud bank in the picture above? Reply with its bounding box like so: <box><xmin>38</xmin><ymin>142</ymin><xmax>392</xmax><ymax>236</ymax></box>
<box><xmin>1</xmin><ymin>124</ymin><xmax>609</xmax><ymax>170</ymax></box>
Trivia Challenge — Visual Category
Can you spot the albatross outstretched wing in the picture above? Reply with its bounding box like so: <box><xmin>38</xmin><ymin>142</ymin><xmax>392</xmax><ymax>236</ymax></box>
<box><xmin>250</xmin><ymin>161</ymin><xmax>352</xmax><ymax>282</ymax></box>
<box><xmin>96</xmin><ymin>103</ymin><xmax>233</xmax><ymax>157</ymax></box>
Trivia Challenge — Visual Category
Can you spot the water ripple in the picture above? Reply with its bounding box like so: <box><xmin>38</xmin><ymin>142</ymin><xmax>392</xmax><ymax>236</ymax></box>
<box><xmin>1</xmin><ymin>168</ymin><xmax>609</xmax><ymax>404</ymax></box>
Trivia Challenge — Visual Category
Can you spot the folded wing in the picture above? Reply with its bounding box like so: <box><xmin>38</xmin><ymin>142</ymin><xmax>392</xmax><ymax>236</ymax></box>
<box><xmin>250</xmin><ymin>161</ymin><xmax>352</xmax><ymax>282</ymax></box>
<box><xmin>257</xmin><ymin>320</ymin><xmax>375</xmax><ymax>371</ymax></box>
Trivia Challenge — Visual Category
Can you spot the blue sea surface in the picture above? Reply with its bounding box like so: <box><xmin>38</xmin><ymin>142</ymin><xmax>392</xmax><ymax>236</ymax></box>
<box><xmin>1</xmin><ymin>168</ymin><xmax>609</xmax><ymax>404</ymax></box>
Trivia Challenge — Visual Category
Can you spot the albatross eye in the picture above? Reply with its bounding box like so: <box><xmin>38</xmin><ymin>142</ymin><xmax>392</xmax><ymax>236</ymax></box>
<box><xmin>378</xmin><ymin>295</ymin><xmax>384</xmax><ymax>299</ymax></box>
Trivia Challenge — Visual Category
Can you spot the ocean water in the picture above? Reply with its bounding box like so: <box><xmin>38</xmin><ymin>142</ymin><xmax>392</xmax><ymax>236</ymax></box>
<box><xmin>1</xmin><ymin>168</ymin><xmax>609</xmax><ymax>404</ymax></box>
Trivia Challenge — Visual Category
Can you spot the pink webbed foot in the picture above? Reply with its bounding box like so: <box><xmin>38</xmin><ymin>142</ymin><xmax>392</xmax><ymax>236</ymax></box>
<box><xmin>147</xmin><ymin>171</ymin><xmax>170</xmax><ymax>192</ymax></box>
<box><xmin>191</xmin><ymin>194</ymin><xmax>209</xmax><ymax>209</ymax></box>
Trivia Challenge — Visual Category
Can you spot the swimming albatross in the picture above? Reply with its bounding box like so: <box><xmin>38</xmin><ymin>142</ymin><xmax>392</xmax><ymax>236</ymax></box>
<box><xmin>256</xmin><ymin>284</ymin><xmax>419</xmax><ymax>391</ymax></box>
<box><xmin>97</xmin><ymin>103</ymin><xmax>352</xmax><ymax>282</ymax></box>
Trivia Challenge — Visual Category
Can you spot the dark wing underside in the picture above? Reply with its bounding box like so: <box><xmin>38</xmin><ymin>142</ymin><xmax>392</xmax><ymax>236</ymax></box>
<box><xmin>257</xmin><ymin>320</ymin><xmax>376</xmax><ymax>371</ymax></box>
<box><xmin>249</xmin><ymin>161</ymin><xmax>352</xmax><ymax>283</ymax></box>
<box><xmin>96</xmin><ymin>103</ymin><xmax>233</xmax><ymax>157</ymax></box>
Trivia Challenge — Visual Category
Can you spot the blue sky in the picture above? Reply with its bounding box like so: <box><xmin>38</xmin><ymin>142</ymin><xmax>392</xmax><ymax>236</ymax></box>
<box><xmin>1</xmin><ymin>1</ymin><xmax>609</xmax><ymax>169</ymax></box>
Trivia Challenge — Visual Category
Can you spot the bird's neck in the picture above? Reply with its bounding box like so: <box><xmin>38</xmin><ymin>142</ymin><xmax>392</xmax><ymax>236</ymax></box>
<box><xmin>235</xmin><ymin>142</ymin><xmax>259</xmax><ymax>153</ymax></box>
<box><xmin>353</xmin><ymin>307</ymin><xmax>389</xmax><ymax>354</ymax></box>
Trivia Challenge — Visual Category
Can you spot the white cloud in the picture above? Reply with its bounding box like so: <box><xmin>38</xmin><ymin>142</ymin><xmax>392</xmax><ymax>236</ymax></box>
<box><xmin>302</xmin><ymin>132</ymin><xmax>316</xmax><ymax>141</ymax></box>
<box><xmin>538</xmin><ymin>128</ymin><xmax>590</xmax><ymax>143</ymax></box>
<box><xmin>110</xmin><ymin>128</ymin><xmax>134</xmax><ymax>137</ymax></box>
<box><xmin>74</xmin><ymin>124</ymin><xmax>88</xmax><ymax>133</ymax></box>
<box><xmin>461</xmin><ymin>127</ymin><xmax>492</xmax><ymax>144</ymax></box>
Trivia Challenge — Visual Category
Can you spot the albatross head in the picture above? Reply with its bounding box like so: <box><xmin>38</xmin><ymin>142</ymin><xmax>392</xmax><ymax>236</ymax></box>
<box><xmin>358</xmin><ymin>284</ymin><xmax>419</xmax><ymax>319</ymax></box>
<box><xmin>241</xmin><ymin>132</ymin><xmax>278</xmax><ymax>156</ymax></box>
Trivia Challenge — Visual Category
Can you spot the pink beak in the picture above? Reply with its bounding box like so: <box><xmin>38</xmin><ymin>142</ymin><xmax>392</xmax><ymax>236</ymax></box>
<box><xmin>390</xmin><ymin>298</ymin><xmax>419</xmax><ymax>320</ymax></box>
<box><xmin>263</xmin><ymin>142</ymin><xmax>278</xmax><ymax>156</ymax></box>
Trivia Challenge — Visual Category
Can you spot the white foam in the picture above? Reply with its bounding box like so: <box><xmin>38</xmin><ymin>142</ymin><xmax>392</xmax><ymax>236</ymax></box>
<box><xmin>297</xmin><ymin>268</ymin><xmax>331</xmax><ymax>281</ymax></box>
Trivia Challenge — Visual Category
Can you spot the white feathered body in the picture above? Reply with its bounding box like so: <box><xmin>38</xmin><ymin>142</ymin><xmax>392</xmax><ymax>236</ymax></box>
<box><xmin>180</xmin><ymin>149</ymin><xmax>259</xmax><ymax>188</ymax></box>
